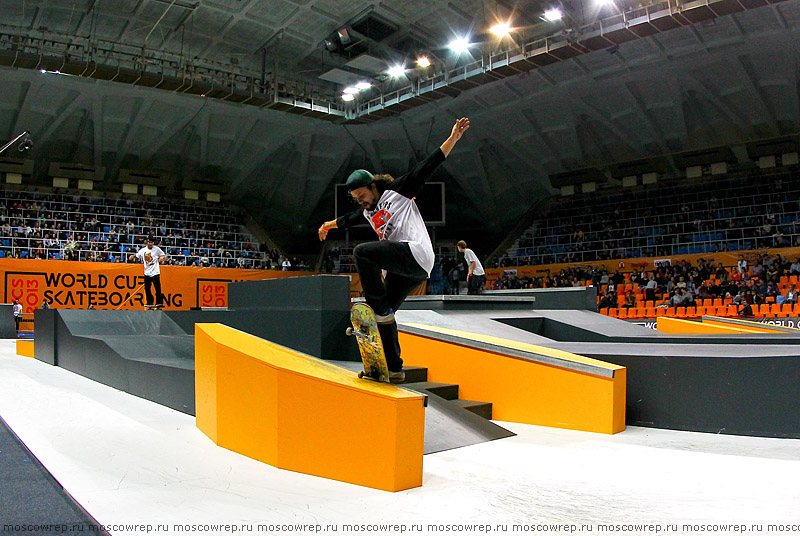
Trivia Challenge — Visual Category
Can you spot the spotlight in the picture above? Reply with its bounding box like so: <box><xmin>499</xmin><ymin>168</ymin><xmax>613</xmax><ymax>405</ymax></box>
<box><xmin>355</xmin><ymin>81</ymin><xmax>372</xmax><ymax>90</ymax></box>
<box><xmin>341</xmin><ymin>93</ymin><xmax>355</xmax><ymax>102</ymax></box>
<box><xmin>490</xmin><ymin>22</ymin><xmax>512</xmax><ymax>37</ymax></box>
<box><xmin>543</xmin><ymin>7</ymin><xmax>563</xmax><ymax>21</ymax></box>
<box><xmin>343</xmin><ymin>86</ymin><xmax>359</xmax><ymax>94</ymax></box>
<box><xmin>387</xmin><ymin>65</ymin><xmax>406</xmax><ymax>78</ymax></box>
<box><xmin>448</xmin><ymin>37</ymin><xmax>470</xmax><ymax>54</ymax></box>
<box><xmin>416</xmin><ymin>56</ymin><xmax>431</xmax><ymax>68</ymax></box>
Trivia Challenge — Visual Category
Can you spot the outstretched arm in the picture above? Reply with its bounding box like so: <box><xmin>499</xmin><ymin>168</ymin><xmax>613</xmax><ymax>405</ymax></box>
<box><xmin>439</xmin><ymin>117</ymin><xmax>470</xmax><ymax>157</ymax></box>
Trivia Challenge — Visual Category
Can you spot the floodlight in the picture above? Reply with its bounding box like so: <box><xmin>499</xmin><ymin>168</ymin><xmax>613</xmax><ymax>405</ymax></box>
<box><xmin>355</xmin><ymin>81</ymin><xmax>372</xmax><ymax>90</ymax></box>
<box><xmin>343</xmin><ymin>86</ymin><xmax>359</xmax><ymax>94</ymax></box>
<box><xmin>448</xmin><ymin>37</ymin><xmax>470</xmax><ymax>53</ymax></box>
<box><xmin>490</xmin><ymin>22</ymin><xmax>511</xmax><ymax>36</ymax></box>
<box><xmin>342</xmin><ymin>93</ymin><xmax>355</xmax><ymax>102</ymax></box>
<box><xmin>387</xmin><ymin>65</ymin><xmax>406</xmax><ymax>77</ymax></box>
<box><xmin>416</xmin><ymin>56</ymin><xmax>431</xmax><ymax>68</ymax></box>
<box><xmin>543</xmin><ymin>7</ymin><xmax>562</xmax><ymax>21</ymax></box>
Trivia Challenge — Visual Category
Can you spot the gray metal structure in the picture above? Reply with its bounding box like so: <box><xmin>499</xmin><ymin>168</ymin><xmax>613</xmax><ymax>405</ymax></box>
<box><xmin>0</xmin><ymin>0</ymin><xmax>798</xmax><ymax>253</ymax></box>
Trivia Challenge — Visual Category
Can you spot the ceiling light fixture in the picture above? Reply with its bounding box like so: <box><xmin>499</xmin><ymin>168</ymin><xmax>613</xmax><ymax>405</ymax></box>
<box><xmin>387</xmin><ymin>65</ymin><xmax>406</xmax><ymax>77</ymax></box>
<box><xmin>448</xmin><ymin>37</ymin><xmax>471</xmax><ymax>54</ymax></box>
<box><xmin>490</xmin><ymin>22</ymin><xmax>512</xmax><ymax>36</ymax></box>
<box><xmin>543</xmin><ymin>7</ymin><xmax>563</xmax><ymax>21</ymax></box>
<box><xmin>341</xmin><ymin>93</ymin><xmax>355</xmax><ymax>101</ymax></box>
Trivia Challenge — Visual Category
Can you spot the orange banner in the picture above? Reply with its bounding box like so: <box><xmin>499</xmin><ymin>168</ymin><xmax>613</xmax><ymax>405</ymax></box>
<box><xmin>0</xmin><ymin>258</ymin><xmax>315</xmax><ymax>313</ymax></box>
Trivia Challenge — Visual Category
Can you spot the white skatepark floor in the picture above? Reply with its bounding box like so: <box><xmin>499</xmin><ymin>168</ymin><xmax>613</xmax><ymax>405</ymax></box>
<box><xmin>0</xmin><ymin>339</ymin><xmax>798</xmax><ymax>536</ymax></box>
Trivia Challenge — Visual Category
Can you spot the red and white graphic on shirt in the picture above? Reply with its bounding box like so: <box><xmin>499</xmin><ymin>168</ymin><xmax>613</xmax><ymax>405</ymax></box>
<box><xmin>371</xmin><ymin>210</ymin><xmax>392</xmax><ymax>238</ymax></box>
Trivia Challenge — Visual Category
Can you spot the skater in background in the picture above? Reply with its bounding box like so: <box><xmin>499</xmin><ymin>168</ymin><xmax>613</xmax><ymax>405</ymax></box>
<box><xmin>129</xmin><ymin>235</ymin><xmax>166</xmax><ymax>308</ymax></box>
<box><xmin>457</xmin><ymin>240</ymin><xmax>485</xmax><ymax>295</ymax></box>
<box><xmin>12</xmin><ymin>299</ymin><xmax>22</xmax><ymax>333</ymax></box>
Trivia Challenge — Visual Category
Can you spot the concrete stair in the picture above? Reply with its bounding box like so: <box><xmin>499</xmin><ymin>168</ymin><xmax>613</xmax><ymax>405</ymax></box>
<box><xmin>400</xmin><ymin>367</ymin><xmax>494</xmax><ymax>420</ymax></box>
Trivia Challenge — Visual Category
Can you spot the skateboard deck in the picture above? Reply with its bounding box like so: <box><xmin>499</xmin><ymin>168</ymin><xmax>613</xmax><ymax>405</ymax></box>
<box><xmin>144</xmin><ymin>304</ymin><xmax>164</xmax><ymax>310</ymax></box>
<box><xmin>347</xmin><ymin>303</ymin><xmax>390</xmax><ymax>383</ymax></box>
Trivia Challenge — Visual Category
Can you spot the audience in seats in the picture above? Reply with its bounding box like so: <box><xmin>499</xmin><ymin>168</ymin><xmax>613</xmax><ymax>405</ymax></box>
<box><xmin>498</xmin><ymin>168</ymin><xmax>800</xmax><ymax>267</ymax></box>
<box><xmin>0</xmin><ymin>187</ymin><xmax>307</xmax><ymax>270</ymax></box>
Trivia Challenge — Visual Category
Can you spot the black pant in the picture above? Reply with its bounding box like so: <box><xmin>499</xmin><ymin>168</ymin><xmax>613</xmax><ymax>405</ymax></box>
<box><xmin>468</xmin><ymin>274</ymin><xmax>485</xmax><ymax>294</ymax></box>
<box><xmin>144</xmin><ymin>274</ymin><xmax>163</xmax><ymax>306</ymax></box>
<box><xmin>353</xmin><ymin>241</ymin><xmax>428</xmax><ymax>372</ymax></box>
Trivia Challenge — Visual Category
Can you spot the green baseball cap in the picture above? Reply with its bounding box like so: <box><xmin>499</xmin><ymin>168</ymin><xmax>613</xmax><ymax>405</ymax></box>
<box><xmin>345</xmin><ymin>169</ymin><xmax>374</xmax><ymax>190</ymax></box>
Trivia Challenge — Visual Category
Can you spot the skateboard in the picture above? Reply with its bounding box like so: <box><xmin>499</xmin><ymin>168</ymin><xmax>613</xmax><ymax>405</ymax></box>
<box><xmin>145</xmin><ymin>304</ymin><xmax>164</xmax><ymax>310</ymax></box>
<box><xmin>346</xmin><ymin>303</ymin><xmax>390</xmax><ymax>383</ymax></box>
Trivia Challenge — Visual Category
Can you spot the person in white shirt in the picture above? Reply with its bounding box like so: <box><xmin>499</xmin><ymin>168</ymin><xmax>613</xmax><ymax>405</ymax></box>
<box><xmin>129</xmin><ymin>235</ymin><xmax>166</xmax><ymax>308</ymax></box>
<box><xmin>457</xmin><ymin>240</ymin><xmax>485</xmax><ymax>294</ymax></box>
<box><xmin>12</xmin><ymin>299</ymin><xmax>22</xmax><ymax>332</ymax></box>
<box><xmin>785</xmin><ymin>284</ymin><xmax>798</xmax><ymax>305</ymax></box>
<box><xmin>318</xmin><ymin>117</ymin><xmax>470</xmax><ymax>383</ymax></box>
<box><xmin>737</xmin><ymin>254</ymin><xmax>748</xmax><ymax>274</ymax></box>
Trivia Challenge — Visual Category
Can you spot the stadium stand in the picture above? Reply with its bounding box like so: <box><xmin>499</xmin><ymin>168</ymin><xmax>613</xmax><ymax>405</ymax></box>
<box><xmin>0</xmin><ymin>187</ymin><xmax>307</xmax><ymax>270</ymax></box>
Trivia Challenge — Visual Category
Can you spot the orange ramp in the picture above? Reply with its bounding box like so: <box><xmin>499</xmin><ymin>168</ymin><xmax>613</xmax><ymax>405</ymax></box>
<box><xmin>195</xmin><ymin>323</ymin><xmax>425</xmax><ymax>492</ymax></box>
<box><xmin>398</xmin><ymin>324</ymin><xmax>626</xmax><ymax>435</ymax></box>
<box><xmin>701</xmin><ymin>315</ymin><xmax>800</xmax><ymax>334</ymax></box>
<box><xmin>658</xmin><ymin>316</ymin><xmax>774</xmax><ymax>334</ymax></box>
<box><xmin>15</xmin><ymin>340</ymin><xmax>34</xmax><ymax>358</ymax></box>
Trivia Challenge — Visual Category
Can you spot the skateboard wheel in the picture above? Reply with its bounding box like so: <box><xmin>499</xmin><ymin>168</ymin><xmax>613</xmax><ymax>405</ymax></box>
<box><xmin>379</xmin><ymin>375</ymin><xmax>388</xmax><ymax>383</ymax></box>
<box><xmin>346</xmin><ymin>327</ymin><xmax>353</xmax><ymax>336</ymax></box>
<box><xmin>358</xmin><ymin>371</ymin><xmax>364</xmax><ymax>379</ymax></box>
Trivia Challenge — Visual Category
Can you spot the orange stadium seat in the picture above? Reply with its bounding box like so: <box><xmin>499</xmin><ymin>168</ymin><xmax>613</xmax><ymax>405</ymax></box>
<box><xmin>617</xmin><ymin>308</ymin><xmax>629</xmax><ymax>319</ymax></box>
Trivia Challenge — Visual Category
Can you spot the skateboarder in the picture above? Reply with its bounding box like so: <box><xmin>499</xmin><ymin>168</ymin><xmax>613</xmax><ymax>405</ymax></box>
<box><xmin>318</xmin><ymin>117</ymin><xmax>470</xmax><ymax>382</ymax></box>
<box><xmin>129</xmin><ymin>235</ymin><xmax>166</xmax><ymax>308</ymax></box>
<box><xmin>457</xmin><ymin>240</ymin><xmax>485</xmax><ymax>295</ymax></box>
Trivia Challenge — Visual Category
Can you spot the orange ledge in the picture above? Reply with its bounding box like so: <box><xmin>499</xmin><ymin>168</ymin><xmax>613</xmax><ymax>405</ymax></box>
<box><xmin>701</xmin><ymin>315</ymin><xmax>800</xmax><ymax>334</ymax></box>
<box><xmin>195</xmin><ymin>323</ymin><xmax>425</xmax><ymax>492</ymax></box>
<box><xmin>657</xmin><ymin>316</ymin><xmax>770</xmax><ymax>334</ymax></box>
<box><xmin>399</xmin><ymin>324</ymin><xmax>626</xmax><ymax>435</ymax></box>
<box><xmin>15</xmin><ymin>339</ymin><xmax>34</xmax><ymax>358</ymax></box>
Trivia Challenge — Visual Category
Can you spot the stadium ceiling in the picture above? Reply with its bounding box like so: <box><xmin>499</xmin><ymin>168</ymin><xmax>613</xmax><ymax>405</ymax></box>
<box><xmin>0</xmin><ymin>0</ymin><xmax>789</xmax><ymax>122</ymax></box>
<box><xmin>1</xmin><ymin>0</ymin><xmax>799</xmax><ymax>254</ymax></box>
